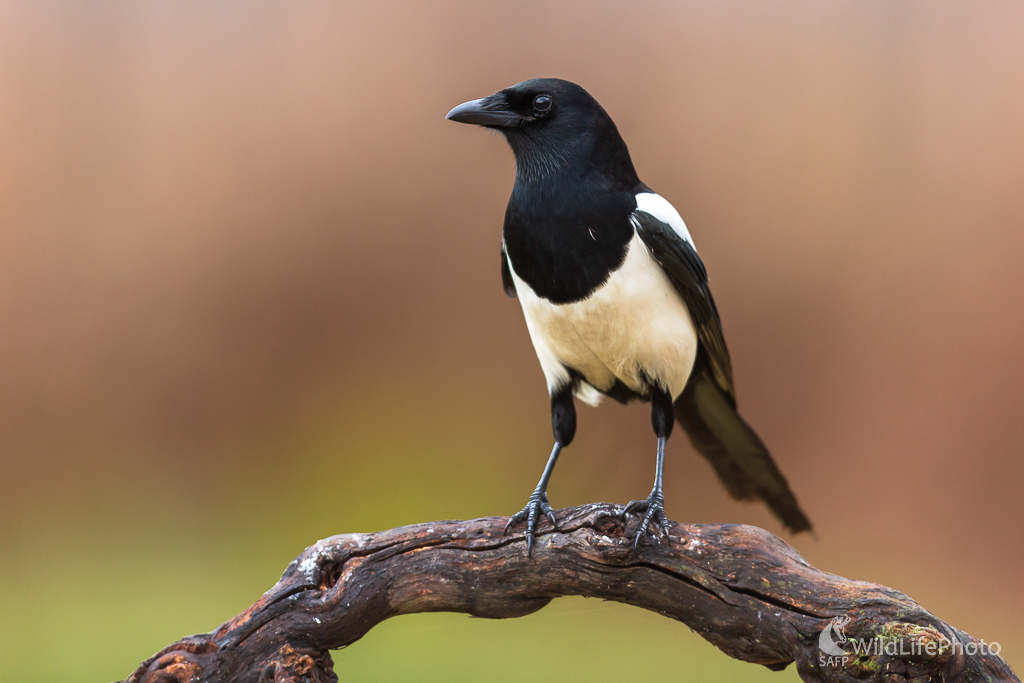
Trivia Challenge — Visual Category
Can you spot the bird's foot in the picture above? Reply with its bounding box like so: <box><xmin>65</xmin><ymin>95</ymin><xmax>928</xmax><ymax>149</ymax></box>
<box><xmin>619</xmin><ymin>491</ymin><xmax>670</xmax><ymax>548</ymax></box>
<box><xmin>505</xmin><ymin>491</ymin><xmax>558</xmax><ymax>557</ymax></box>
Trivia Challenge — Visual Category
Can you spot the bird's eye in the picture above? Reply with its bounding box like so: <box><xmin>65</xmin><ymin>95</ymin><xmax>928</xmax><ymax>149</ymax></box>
<box><xmin>532</xmin><ymin>95</ymin><xmax>552</xmax><ymax>113</ymax></box>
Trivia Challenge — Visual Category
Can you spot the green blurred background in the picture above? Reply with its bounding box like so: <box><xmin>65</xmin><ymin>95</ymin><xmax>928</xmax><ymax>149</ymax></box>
<box><xmin>1</xmin><ymin>1</ymin><xmax>1022</xmax><ymax>681</ymax></box>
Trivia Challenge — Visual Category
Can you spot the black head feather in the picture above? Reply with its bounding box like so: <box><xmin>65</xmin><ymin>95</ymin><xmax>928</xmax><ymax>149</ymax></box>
<box><xmin>449</xmin><ymin>78</ymin><xmax>640</xmax><ymax>190</ymax></box>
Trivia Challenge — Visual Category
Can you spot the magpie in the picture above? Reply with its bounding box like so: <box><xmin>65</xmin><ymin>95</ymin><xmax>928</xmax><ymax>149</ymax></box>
<box><xmin>446</xmin><ymin>78</ymin><xmax>811</xmax><ymax>552</ymax></box>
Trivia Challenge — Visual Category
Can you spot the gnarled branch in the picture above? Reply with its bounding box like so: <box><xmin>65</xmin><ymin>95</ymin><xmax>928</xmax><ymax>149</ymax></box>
<box><xmin>122</xmin><ymin>504</ymin><xmax>1018</xmax><ymax>683</ymax></box>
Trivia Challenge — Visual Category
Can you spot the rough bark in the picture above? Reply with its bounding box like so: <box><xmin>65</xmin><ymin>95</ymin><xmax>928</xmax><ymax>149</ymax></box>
<box><xmin>121</xmin><ymin>503</ymin><xmax>1017</xmax><ymax>683</ymax></box>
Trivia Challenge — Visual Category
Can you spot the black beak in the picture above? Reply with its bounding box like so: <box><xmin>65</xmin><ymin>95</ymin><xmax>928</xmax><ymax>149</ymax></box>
<box><xmin>445</xmin><ymin>95</ymin><xmax>523</xmax><ymax>128</ymax></box>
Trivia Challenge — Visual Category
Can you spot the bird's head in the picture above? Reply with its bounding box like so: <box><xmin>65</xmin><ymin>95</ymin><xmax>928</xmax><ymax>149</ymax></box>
<box><xmin>446</xmin><ymin>78</ymin><xmax>638</xmax><ymax>188</ymax></box>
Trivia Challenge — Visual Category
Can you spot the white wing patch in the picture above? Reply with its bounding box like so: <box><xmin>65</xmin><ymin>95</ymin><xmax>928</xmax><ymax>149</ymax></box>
<box><xmin>635</xmin><ymin>192</ymin><xmax>696</xmax><ymax>250</ymax></box>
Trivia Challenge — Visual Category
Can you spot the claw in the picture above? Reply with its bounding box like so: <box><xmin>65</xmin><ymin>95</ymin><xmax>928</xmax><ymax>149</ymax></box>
<box><xmin>620</xmin><ymin>498</ymin><xmax>646</xmax><ymax>517</ymax></box>
<box><xmin>619</xmin><ymin>492</ymin><xmax>669</xmax><ymax>549</ymax></box>
<box><xmin>505</xmin><ymin>493</ymin><xmax>558</xmax><ymax>558</ymax></box>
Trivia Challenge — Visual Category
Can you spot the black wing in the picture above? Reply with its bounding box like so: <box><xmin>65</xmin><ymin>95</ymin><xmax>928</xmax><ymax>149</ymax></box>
<box><xmin>632</xmin><ymin>211</ymin><xmax>733</xmax><ymax>401</ymax></box>
<box><xmin>501</xmin><ymin>240</ymin><xmax>516</xmax><ymax>298</ymax></box>
<box><xmin>634</xmin><ymin>210</ymin><xmax>812</xmax><ymax>533</ymax></box>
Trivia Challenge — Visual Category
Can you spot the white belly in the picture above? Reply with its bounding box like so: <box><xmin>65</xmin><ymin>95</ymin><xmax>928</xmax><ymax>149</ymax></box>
<box><xmin>510</xmin><ymin>232</ymin><xmax>699</xmax><ymax>404</ymax></box>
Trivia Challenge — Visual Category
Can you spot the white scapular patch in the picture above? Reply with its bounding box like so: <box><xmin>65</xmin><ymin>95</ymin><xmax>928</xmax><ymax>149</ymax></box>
<box><xmin>635</xmin><ymin>192</ymin><xmax>696</xmax><ymax>249</ymax></box>
<box><xmin>509</xmin><ymin>232</ymin><xmax>699</xmax><ymax>404</ymax></box>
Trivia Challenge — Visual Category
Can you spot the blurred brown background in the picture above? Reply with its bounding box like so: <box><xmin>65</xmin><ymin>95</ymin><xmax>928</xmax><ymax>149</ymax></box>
<box><xmin>1</xmin><ymin>1</ymin><xmax>1022</xmax><ymax>681</ymax></box>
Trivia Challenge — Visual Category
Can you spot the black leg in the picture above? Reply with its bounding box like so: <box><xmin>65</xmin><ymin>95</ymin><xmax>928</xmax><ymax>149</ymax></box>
<box><xmin>621</xmin><ymin>385</ymin><xmax>674</xmax><ymax>547</ymax></box>
<box><xmin>505</xmin><ymin>386</ymin><xmax>576</xmax><ymax>557</ymax></box>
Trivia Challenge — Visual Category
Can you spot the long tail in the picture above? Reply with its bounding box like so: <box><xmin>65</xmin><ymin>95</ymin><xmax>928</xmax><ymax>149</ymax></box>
<box><xmin>674</xmin><ymin>357</ymin><xmax>812</xmax><ymax>533</ymax></box>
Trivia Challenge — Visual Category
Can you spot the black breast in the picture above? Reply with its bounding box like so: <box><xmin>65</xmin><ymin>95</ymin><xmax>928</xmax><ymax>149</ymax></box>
<box><xmin>503</xmin><ymin>183</ymin><xmax>636</xmax><ymax>304</ymax></box>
